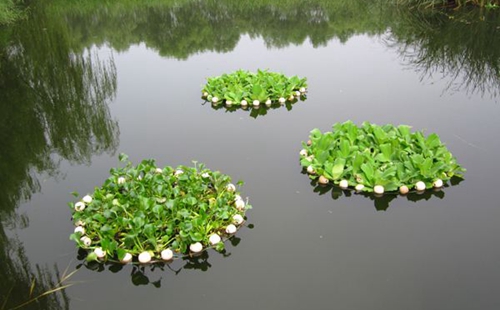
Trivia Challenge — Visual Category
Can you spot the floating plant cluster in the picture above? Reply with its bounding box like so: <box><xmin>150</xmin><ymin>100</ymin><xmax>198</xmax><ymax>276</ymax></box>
<box><xmin>68</xmin><ymin>70</ymin><xmax>468</xmax><ymax>266</ymax></box>
<box><xmin>201</xmin><ymin>69</ymin><xmax>307</xmax><ymax>107</ymax></box>
<box><xmin>69</xmin><ymin>154</ymin><xmax>251</xmax><ymax>264</ymax></box>
<box><xmin>300</xmin><ymin>121</ymin><xmax>465</xmax><ymax>194</ymax></box>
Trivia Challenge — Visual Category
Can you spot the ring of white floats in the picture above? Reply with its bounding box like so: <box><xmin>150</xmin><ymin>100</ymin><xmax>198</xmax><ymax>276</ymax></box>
<box><xmin>299</xmin><ymin>121</ymin><xmax>465</xmax><ymax>195</ymax></box>
<box><xmin>71</xmin><ymin>172</ymin><xmax>249</xmax><ymax>264</ymax></box>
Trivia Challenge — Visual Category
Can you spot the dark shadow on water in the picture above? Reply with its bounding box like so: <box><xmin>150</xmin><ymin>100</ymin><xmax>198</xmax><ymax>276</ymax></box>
<box><xmin>205</xmin><ymin>96</ymin><xmax>306</xmax><ymax>119</ymax></box>
<box><xmin>303</xmin><ymin>168</ymin><xmax>464</xmax><ymax>211</ymax></box>
<box><xmin>74</xmin><ymin>235</ymin><xmax>246</xmax><ymax>288</ymax></box>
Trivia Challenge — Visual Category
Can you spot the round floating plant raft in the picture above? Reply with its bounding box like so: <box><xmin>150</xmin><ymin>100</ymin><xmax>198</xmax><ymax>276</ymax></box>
<box><xmin>69</xmin><ymin>154</ymin><xmax>251</xmax><ymax>263</ymax></box>
<box><xmin>201</xmin><ymin>69</ymin><xmax>307</xmax><ymax>107</ymax></box>
<box><xmin>300</xmin><ymin>121</ymin><xmax>465</xmax><ymax>194</ymax></box>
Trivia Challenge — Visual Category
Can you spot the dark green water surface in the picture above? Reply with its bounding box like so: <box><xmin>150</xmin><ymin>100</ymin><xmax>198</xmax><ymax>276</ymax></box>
<box><xmin>1</xmin><ymin>1</ymin><xmax>500</xmax><ymax>309</ymax></box>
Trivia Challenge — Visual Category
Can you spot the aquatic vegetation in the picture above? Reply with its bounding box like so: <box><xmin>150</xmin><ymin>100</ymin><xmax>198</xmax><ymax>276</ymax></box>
<box><xmin>69</xmin><ymin>154</ymin><xmax>251</xmax><ymax>263</ymax></box>
<box><xmin>202</xmin><ymin>69</ymin><xmax>307</xmax><ymax>107</ymax></box>
<box><xmin>300</xmin><ymin>121</ymin><xmax>465</xmax><ymax>194</ymax></box>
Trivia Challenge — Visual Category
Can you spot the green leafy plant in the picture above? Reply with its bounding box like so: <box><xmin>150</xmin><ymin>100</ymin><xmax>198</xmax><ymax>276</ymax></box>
<box><xmin>69</xmin><ymin>154</ymin><xmax>251</xmax><ymax>264</ymax></box>
<box><xmin>485</xmin><ymin>2</ymin><xmax>499</xmax><ymax>9</ymax></box>
<box><xmin>202</xmin><ymin>69</ymin><xmax>308</xmax><ymax>107</ymax></box>
<box><xmin>300</xmin><ymin>121</ymin><xmax>465</xmax><ymax>194</ymax></box>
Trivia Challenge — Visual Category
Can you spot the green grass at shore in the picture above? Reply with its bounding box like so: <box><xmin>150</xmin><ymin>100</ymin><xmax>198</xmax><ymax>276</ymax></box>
<box><xmin>395</xmin><ymin>0</ymin><xmax>499</xmax><ymax>8</ymax></box>
<box><xmin>0</xmin><ymin>0</ymin><xmax>23</xmax><ymax>25</ymax></box>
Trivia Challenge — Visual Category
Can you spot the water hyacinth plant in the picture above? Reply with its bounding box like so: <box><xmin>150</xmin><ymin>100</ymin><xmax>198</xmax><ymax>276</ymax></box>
<box><xmin>300</xmin><ymin>121</ymin><xmax>465</xmax><ymax>194</ymax></box>
<box><xmin>201</xmin><ymin>69</ymin><xmax>307</xmax><ymax>107</ymax></box>
<box><xmin>69</xmin><ymin>154</ymin><xmax>251</xmax><ymax>263</ymax></box>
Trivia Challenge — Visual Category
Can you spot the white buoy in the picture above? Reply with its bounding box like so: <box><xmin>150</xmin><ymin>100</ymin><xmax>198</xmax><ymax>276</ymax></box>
<box><xmin>74</xmin><ymin>226</ymin><xmax>85</xmax><ymax>235</ymax></box>
<box><xmin>74</xmin><ymin>201</ymin><xmax>86</xmax><ymax>212</ymax></box>
<box><xmin>120</xmin><ymin>253</ymin><xmax>133</xmax><ymax>264</ymax></box>
<box><xmin>161</xmin><ymin>249</ymin><xmax>174</xmax><ymax>261</ymax></box>
<box><xmin>174</xmin><ymin>169</ymin><xmax>184</xmax><ymax>176</ymax></box>
<box><xmin>235</xmin><ymin>199</ymin><xmax>245</xmax><ymax>211</ymax></box>
<box><xmin>355</xmin><ymin>184</ymin><xmax>365</xmax><ymax>191</ymax></box>
<box><xmin>374</xmin><ymin>185</ymin><xmax>385</xmax><ymax>194</ymax></box>
<box><xmin>209</xmin><ymin>234</ymin><xmax>221</xmax><ymax>246</ymax></box>
<box><xmin>433</xmin><ymin>179</ymin><xmax>443</xmax><ymax>188</ymax></box>
<box><xmin>319</xmin><ymin>176</ymin><xmax>329</xmax><ymax>185</ymax></box>
<box><xmin>339</xmin><ymin>179</ymin><xmax>349</xmax><ymax>189</ymax></box>
<box><xmin>190</xmin><ymin>242</ymin><xmax>203</xmax><ymax>253</ymax></box>
<box><xmin>225</xmin><ymin>224</ymin><xmax>237</xmax><ymax>234</ymax></box>
<box><xmin>138</xmin><ymin>251</ymin><xmax>152</xmax><ymax>264</ymax></box>
<box><xmin>94</xmin><ymin>247</ymin><xmax>106</xmax><ymax>259</ymax></box>
<box><xmin>82</xmin><ymin>195</ymin><xmax>92</xmax><ymax>204</ymax></box>
<box><xmin>80</xmin><ymin>236</ymin><xmax>91</xmax><ymax>247</ymax></box>
<box><xmin>233</xmin><ymin>214</ymin><xmax>244</xmax><ymax>225</ymax></box>
<box><xmin>415</xmin><ymin>181</ymin><xmax>426</xmax><ymax>191</ymax></box>
<box><xmin>399</xmin><ymin>185</ymin><xmax>409</xmax><ymax>195</ymax></box>
<box><xmin>226</xmin><ymin>183</ymin><xmax>236</xmax><ymax>192</ymax></box>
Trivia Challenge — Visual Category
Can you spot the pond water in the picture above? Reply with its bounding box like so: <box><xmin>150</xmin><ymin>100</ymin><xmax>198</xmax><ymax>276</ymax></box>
<box><xmin>1</xmin><ymin>1</ymin><xmax>500</xmax><ymax>309</ymax></box>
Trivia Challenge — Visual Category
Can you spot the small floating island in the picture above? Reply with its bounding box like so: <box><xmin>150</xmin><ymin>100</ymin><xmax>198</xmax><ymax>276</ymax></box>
<box><xmin>300</xmin><ymin>121</ymin><xmax>465</xmax><ymax>195</ymax></box>
<box><xmin>69</xmin><ymin>154</ymin><xmax>251</xmax><ymax>264</ymax></box>
<box><xmin>201</xmin><ymin>69</ymin><xmax>307</xmax><ymax>107</ymax></box>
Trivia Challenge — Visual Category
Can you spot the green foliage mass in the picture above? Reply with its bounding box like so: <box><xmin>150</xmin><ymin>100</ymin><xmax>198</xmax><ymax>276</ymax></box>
<box><xmin>202</xmin><ymin>69</ymin><xmax>307</xmax><ymax>106</ymax></box>
<box><xmin>300</xmin><ymin>121</ymin><xmax>465</xmax><ymax>193</ymax></box>
<box><xmin>69</xmin><ymin>154</ymin><xmax>251</xmax><ymax>263</ymax></box>
<box><xmin>30</xmin><ymin>0</ymin><xmax>498</xmax><ymax>96</ymax></box>
<box><xmin>394</xmin><ymin>0</ymin><xmax>499</xmax><ymax>8</ymax></box>
<box><xmin>0</xmin><ymin>0</ymin><xmax>23</xmax><ymax>25</ymax></box>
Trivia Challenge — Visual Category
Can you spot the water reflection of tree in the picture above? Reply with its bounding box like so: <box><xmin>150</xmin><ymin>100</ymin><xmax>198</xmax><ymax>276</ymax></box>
<box><xmin>50</xmin><ymin>0</ymin><xmax>499</xmax><ymax>98</ymax></box>
<box><xmin>0</xmin><ymin>226</ymin><xmax>70</xmax><ymax>309</ymax></box>
<box><xmin>386</xmin><ymin>8</ymin><xmax>500</xmax><ymax>97</ymax></box>
<box><xmin>50</xmin><ymin>0</ymin><xmax>387</xmax><ymax>58</ymax></box>
<box><xmin>0</xmin><ymin>2</ymin><xmax>119</xmax><ymax>217</ymax></box>
<box><xmin>0</xmin><ymin>1</ymin><xmax>118</xmax><ymax>308</ymax></box>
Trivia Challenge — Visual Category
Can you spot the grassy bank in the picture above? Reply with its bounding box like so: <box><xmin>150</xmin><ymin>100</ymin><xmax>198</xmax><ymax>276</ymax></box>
<box><xmin>0</xmin><ymin>0</ymin><xmax>23</xmax><ymax>25</ymax></box>
<box><xmin>395</xmin><ymin>0</ymin><xmax>499</xmax><ymax>8</ymax></box>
